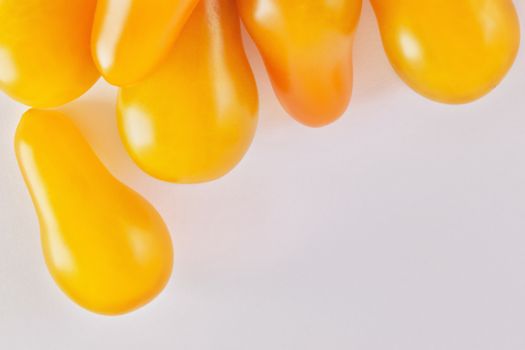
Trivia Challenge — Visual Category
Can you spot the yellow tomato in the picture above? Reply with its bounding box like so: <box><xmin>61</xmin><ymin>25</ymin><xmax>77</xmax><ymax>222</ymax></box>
<box><xmin>92</xmin><ymin>0</ymin><xmax>199</xmax><ymax>86</ymax></box>
<box><xmin>371</xmin><ymin>0</ymin><xmax>520</xmax><ymax>104</ymax></box>
<box><xmin>15</xmin><ymin>109</ymin><xmax>173</xmax><ymax>315</ymax></box>
<box><xmin>0</xmin><ymin>0</ymin><xmax>99</xmax><ymax>107</ymax></box>
<box><xmin>118</xmin><ymin>0</ymin><xmax>258</xmax><ymax>183</ymax></box>
<box><xmin>237</xmin><ymin>0</ymin><xmax>362</xmax><ymax>127</ymax></box>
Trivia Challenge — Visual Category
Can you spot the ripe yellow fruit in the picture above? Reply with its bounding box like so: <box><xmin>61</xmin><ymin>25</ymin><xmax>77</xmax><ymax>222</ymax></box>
<box><xmin>15</xmin><ymin>109</ymin><xmax>173</xmax><ymax>315</ymax></box>
<box><xmin>0</xmin><ymin>0</ymin><xmax>99</xmax><ymax>107</ymax></box>
<box><xmin>118</xmin><ymin>0</ymin><xmax>258</xmax><ymax>183</ymax></box>
<box><xmin>371</xmin><ymin>0</ymin><xmax>520</xmax><ymax>103</ymax></box>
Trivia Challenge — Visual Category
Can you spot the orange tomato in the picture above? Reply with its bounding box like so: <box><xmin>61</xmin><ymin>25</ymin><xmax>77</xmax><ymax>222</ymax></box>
<box><xmin>371</xmin><ymin>0</ymin><xmax>520</xmax><ymax>103</ymax></box>
<box><xmin>0</xmin><ymin>0</ymin><xmax>99</xmax><ymax>107</ymax></box>
<box><xmin>92</xmin><ymin>0</ymin><xmax>199</xmax><ymax>86</ymax></box>
<box><xmin>237</xmin><ymin>0</ymin><xmax>362</xmax><ymax>127</ymax></box>
<box><xmin>15</xmin><ymin>109</ymin><xmax>173</xmax><ymax>315</ymax></box>
<box><xmin>118</xmin><ymin>0</ymin><xmax>258</xmax><ymax>183</ymax></box>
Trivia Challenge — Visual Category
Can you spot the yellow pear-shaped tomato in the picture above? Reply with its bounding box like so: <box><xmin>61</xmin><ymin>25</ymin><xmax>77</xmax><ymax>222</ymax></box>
<box><xmin>92</xmin><ymin>0</ymin><xmax>199</xmax><ymax>86</ymax></box>
<box><xmin>15</xmin><ymin>109</ymin><xmax>173</xmax><ymax>315</ymax></box>
<box><xmin>118</xmin><ymin>0</ymin><xmax>258</xmax><ymax>183</ymax></box>
<box><xmin>0</xmin><ymin>0</ymin><xmax>99</xmax><ymax>107</ymax></box>
<box><xmin>237</xmin><ymin>0</ymin><xmax>362</xmax><ymax>127</ymax></box>
<box><xmin>371</xmin><ymin>0</ymin><xmax>520</xmax><ymax>104</ymax></box>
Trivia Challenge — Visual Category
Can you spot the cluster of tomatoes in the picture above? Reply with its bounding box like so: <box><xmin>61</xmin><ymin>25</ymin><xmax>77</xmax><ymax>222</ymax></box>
<box><xmin>0</xmin><ymin>0</ymin><xmax>520</xmax><ymax>315</ymax></box>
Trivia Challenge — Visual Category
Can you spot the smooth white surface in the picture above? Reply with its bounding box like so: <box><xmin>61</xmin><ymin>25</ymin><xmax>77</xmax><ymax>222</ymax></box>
<box><xmin>1</xmin><ymin>3</ymin><xmax>525</xmax><ymax>349</ymax></box>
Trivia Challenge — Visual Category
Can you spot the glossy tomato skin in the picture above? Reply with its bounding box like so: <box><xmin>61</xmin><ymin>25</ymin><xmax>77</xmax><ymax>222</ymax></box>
<box><xmin>0</xmin><ymin>0</ymin><xmax>99</xmax><ymax>107</ymax></box>
<box><xmin>15</xmin><ymin>110</ymin><xmax>173</xmax><ymax>315</ymax></box>
<box><xmin>92</xmin><ymin>0</ymin><xmax>199</xmax><ymax>86</ymax></box>
<box><xmin>118</xmin><ymin>0</ymin><xmax>258</xmax><ymax>184</ymax></box>
<box><xmin>371</xmin><ymin>0</ymin><xmax>520</xmax><ymax>104</ymax></box>
<box><xmin>237</xmin><ymin>0</ymin><xmax>362</xmax><ymax>127</ymax></box>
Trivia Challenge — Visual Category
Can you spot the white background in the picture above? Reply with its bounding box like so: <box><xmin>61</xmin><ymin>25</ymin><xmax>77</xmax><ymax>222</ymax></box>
<box><xmin>1</xmin><ymin>2</ymin><xmax>525</xmax><ymax>349</ymax></box>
